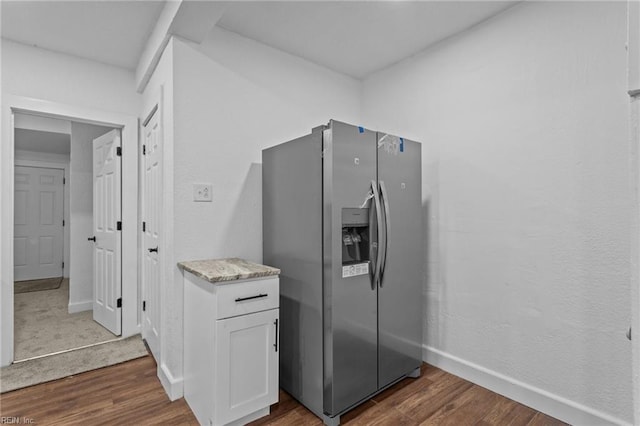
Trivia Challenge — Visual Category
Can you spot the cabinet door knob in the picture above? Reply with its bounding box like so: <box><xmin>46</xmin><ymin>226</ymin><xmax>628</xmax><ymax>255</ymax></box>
<box><xmin>88</xmin><ymin>236</ymin><xmax>96</xmax><ymax>242</ymax></box>
<box><xmin>148</xmin><ymin>246</ymin><xmax>158</xmax><ymax>253</ymax></box>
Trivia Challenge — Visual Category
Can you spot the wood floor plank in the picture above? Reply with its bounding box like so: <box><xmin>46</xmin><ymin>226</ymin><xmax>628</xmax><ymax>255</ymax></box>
<box><xmin>250</xmin><ymin>390</ymin><xmax>312</xmax><ymax>426</ymax></box>
<box><xmin>391</xmin><ymin>374</ymin><xmax>474</xmax><ymax>421</ymax></box>
<box><xmin>0</xmin><ymin>356</ymin><xmax>198</xmax><ymax>426</ymax></box>
<box><xmin>526</xmin><ymin>411</ymin><xmax>568</xmax><ymax>426</ymax></box>
<box><xmin>420</xmin><ymin>384</ymin><xmax>498</xmax><ymax>426</ymax></box>
<box><xmin>2</xmin><ymin>357</ymin><xmax>566</xmax><ymax>426</ymax></box>
<box><xmin>504</xmin><ymin>404</ymin><xmax>541</xmax><ymax>426</ymax></box>
<box><xmin>265</xmin><ymin>406</ymin><xmax>323</xmax><ymax>425</ymax></box>
<box><xmin>374</xmin><ymin>370</ymin><xmax>449</xmax><ymax>409</ymax></box>
<box><xmin>476</xmin><ymin>397</ymin><xmax>539</xmax><ymax>426</ymax></box>
<box><xmin>343</xmin><ymin>402</ymin><xmax>418</xmax><ymax>426</ymax></box>
<box><xmin>475</xmin><ymin>396</ymin><xmax>518</xmax><ymax>426</ymax></box>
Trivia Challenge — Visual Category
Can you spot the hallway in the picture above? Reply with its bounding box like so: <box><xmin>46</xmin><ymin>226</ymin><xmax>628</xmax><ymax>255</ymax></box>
<box><xmin>14</xmin><ymin>278</ymin><xmax>117</xmax><ymax>361</ymax></box>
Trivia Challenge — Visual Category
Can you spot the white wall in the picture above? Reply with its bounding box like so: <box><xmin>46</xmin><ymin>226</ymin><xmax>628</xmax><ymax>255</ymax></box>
<box><xmin>1</xmin><ymin>39</ymin><xmax>140</xmax><ymax>115</ymax></box>
<box><xmin>160</xmin><ymin>28</ymin><xmax>361</xmax><ymax>393</ymax></box>
<box><xmin>14</xmin><ymin>149</ymin><xmax>70</xmax><ymax>279</ymax></box>
<box><xmin>362</xmin><ymin>2</ymin><xmax>631</xmax><ymax>424</ymax></box>
<box><xmin>68</xmin><ymin>122</ymin><xmax>114</xmax><ymax>313</ymax></box>
<box><xmin>1</xmin><ymin>40</ymin><xmax>141</xmax><ymax>365</ymax></box>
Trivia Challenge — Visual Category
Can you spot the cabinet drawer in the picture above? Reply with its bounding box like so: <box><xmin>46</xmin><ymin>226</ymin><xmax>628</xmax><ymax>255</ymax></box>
<box><xmin>216</xmin><ymin>277</ymin><xmax>279</xmax><ymax>319</ymax></box>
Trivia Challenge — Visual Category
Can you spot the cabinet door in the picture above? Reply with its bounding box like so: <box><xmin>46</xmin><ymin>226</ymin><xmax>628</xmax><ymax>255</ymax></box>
<box><xmin>215</xmin><ymin>308</ymin><xmax>279</xmax><ymax>425</ymax></box>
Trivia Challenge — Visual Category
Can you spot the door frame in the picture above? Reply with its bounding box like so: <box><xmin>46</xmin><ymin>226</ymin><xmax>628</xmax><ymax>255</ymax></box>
<box><xmin>1</xmin><ymin>95</ymin><xmax>140</xmax><ymax>366</ymax></box>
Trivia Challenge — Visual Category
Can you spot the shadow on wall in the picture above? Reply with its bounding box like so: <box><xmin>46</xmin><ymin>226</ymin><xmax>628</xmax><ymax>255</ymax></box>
<box><xmin>221</xmin><ymin>163</ymin><xmax>262</xmax><ymax>262</ymax></box>
<box><xmin>422</xmin><ymin>198</ymin><xmax>433</xmax><ymax>350</ymax></box>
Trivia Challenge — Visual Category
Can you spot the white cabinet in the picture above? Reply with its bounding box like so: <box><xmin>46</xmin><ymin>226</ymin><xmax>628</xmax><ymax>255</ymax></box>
<box><xmin>215</xmin><ymin>309</ymin><xmax>279</xmax><ymax>425</ymax></box>
<box><xmin>183</xmin><ymin>271</ymin><xmax>279</xmax><ymax>426</ymax></box>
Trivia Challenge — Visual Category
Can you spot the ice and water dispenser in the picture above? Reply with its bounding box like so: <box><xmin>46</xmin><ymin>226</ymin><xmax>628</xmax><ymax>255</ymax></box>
<box><xmin>341</xmin><ymin>208</ymin><xmax>371</xmax><ymax>277</ymax></box>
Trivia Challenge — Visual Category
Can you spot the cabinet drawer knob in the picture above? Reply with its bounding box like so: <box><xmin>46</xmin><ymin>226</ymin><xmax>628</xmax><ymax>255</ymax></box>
<box><xmin>235</xmin><ymin>293</ymin><xmax>268</xmax><ymax>302</ymax></box>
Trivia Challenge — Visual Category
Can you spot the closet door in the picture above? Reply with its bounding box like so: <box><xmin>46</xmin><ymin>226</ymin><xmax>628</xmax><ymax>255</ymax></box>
<box><xmin>14</xmin><ymin>166</ymin><xmax>64</xmax><ymax>281</ymax></box>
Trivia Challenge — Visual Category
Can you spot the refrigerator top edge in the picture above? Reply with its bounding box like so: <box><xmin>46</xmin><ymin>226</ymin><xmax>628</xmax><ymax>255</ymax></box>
<box><xmin>261</xmin><ymin>120</ymin><xmax>422</xmax><ymax>155</ymax></box>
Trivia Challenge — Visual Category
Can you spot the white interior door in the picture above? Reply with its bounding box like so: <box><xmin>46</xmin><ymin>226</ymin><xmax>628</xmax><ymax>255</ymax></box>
<box><xmin>92</xmin><ymin>129</ymin><xmax>122</xmax><ymax>335</ymax></box>
<box><xmin>14</xmin><ymin>166</ymin><xmax>64</xmax><ymax>281</ymax></box>
<box><xmin>142</xmin><ymin>106</ymin><xmax>161</xmax><ymax>359</ymax></box>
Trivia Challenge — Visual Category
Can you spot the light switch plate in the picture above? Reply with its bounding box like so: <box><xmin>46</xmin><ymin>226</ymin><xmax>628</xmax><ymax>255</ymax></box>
<box><xmin>193</xmin><ymin>183</ymin><xmax>212</xmax><ymax>202</ymax></box>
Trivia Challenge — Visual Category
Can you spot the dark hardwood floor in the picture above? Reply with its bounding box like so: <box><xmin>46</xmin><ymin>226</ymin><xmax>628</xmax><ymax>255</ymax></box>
<box><xmin>0</xmin><ymin>355</ymin><xmax>567</xmax><ymax>425</ymax></box>
<box><xmin>251</xmin><ymin>363</ymin><xmax>567</xmax><ymax>426</ymax></box>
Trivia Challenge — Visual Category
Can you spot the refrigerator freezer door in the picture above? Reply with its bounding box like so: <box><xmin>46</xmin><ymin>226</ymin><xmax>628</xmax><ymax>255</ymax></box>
<box><xmin>376</xmin><ymin>134</ymin><xmax>423</xmax><ymax>388</ymax></box>
<box><xmin>323</xmin><ymin>121</ymin><xmax>379</xmax><ymax>416</ymax></box>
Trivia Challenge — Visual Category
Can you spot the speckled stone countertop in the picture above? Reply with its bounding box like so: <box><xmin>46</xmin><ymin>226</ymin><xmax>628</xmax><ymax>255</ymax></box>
<box><xmin>178</xmin><ymin>258</ymin><xmax>280</xmax><ymax>283</ymax></box>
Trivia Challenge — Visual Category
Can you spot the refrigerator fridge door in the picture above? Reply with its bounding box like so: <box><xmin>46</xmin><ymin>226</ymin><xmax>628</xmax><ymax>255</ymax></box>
<box><xmin>376</xmin><ymin>133</ymin><xmax>423</xmax><ymax>388</ymax></box>
<box><xmin>323</xmin><ymin>121</ymin><xmax>379</xmax><ymax>416</ymax></box>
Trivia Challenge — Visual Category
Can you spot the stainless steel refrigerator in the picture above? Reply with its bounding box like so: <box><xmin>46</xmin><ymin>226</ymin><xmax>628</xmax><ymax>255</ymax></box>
<box><xmin>263</xmin><ymin>120</ymin><xmax>422</xmax><ymax>425</ymax></box>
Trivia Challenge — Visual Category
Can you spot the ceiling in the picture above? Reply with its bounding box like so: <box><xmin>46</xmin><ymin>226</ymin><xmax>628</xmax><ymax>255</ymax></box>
<box><xmin>15</xmin><ymin>129</ymin><xmax>71</xmax><ymax>155</ymax></box>
<box><xmin>1</xmin><ymin>1</ymin><xmax>165</xmax><ymax>70</ymax></box>
<box><xmin>217</xmin><ymin>1</ymin><xmax>518</xmax><ymax>78</ymax></box>
<box><xmin>1</xmin><ymin>1</ymin><xmax>517</xmax><ymax>78</ymax></box>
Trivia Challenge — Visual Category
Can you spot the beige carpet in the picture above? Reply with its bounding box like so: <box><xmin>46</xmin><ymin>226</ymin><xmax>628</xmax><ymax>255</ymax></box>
<box><xmin>0</xmin><ymin>335</ymin><xmax>148</xmax><ymax>393</ymax></box>
<box><xmin>14</xmin><ymin>278</ymin><xmax>118</xmax><ymax>361</ymax></box>
<box><xmin>15</xmin><ymin>277</ymin><xmax>63</xmax><ymax>294</ymax></box>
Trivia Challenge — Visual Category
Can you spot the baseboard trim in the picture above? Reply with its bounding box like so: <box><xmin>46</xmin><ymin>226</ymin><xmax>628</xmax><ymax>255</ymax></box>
<box><xmin>67</xmin><ymin>300</ymin><xmax>92</xmax><ymax>313</ymax></box>
<box><xmin>158</xmin><ymin>362</ymin><xmax>183</xmax><ymax>401</ymax></box>
<box><xmin>423</xmin><ymin>345</ymin><xmax>630</xmax><ymax>426</ymax></box>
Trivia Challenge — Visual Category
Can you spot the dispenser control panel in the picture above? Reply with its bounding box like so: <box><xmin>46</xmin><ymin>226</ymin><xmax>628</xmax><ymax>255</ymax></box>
<box><xmin>341</xmin><ymin>208</ymin><xmax>371</xmax><ymax>278</ymax></box>
<box><xmin>342</xmin><ymin>263</ymin><xmax>369</xmax><ymax>278</ymax></box>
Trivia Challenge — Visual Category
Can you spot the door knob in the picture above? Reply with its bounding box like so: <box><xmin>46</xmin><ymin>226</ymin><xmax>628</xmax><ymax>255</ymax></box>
<box><xmin>88</xmin><ymin>236</ymin><xmax>96</xmax><ymax>242</ymax></box>
<box><xmin>148</xmin><ymin>246</ymin><xmax>158</xmax><ymax>253</ymax></box>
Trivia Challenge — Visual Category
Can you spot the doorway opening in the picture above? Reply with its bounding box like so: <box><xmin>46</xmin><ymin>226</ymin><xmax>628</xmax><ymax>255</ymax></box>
<box><xmin>1</xmin><ymin>95</ymin><xmax>140</xmax><ymax>368</ymax></box>
<box><xmin>12</xmin><ymin>113</ymin><xmax>121</xmax><ymax>362</ymax></box>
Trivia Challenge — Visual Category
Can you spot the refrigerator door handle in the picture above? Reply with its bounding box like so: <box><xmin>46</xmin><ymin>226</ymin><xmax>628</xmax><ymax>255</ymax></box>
<box><xmin>370</xmin><ymin>180</ymin><xmax>383</xmax><ymax>290</ymax></box>
<box><xmin>379</xmin><ymin>181</ymin><xmax>390</xmax><ymax>286</ymax></box>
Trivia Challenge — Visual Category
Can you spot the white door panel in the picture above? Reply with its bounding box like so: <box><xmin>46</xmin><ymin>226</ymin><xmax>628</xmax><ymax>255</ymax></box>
<box><xmin>215</xmin><ymin>309</ymin><xmax>279</xmax><ymax>425</ymax></box>
<box><xmin>92</xmin><ymin>129</ymin><xmax>122</xmax><ymax>335</ymax></box>
<box><xmin>142</xmin><ymin>106</ymin><xmax>161</xmax><ymax>360</ymax></box>
<box><xmin>14</xmin><ymin>166</ymin><xmax>64</xmax><ymax>281</ymax></box>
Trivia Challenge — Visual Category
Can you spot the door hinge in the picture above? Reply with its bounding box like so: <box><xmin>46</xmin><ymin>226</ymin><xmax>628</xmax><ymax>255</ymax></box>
<box><xmin>143</xmin><ymin>145</ymin><xmax>146</xmax><ymax>155</ymax></box>
<box><xmin>62</xmin><ymin>261</ymin><xmax>64</xmax><ymax>269</ymax></box>
<box><xmin>62</xmin><ymin>220</ymin><xmax>65</xmax><ymax>226</ymax></box>
<box><xmin>63</xmin><ymin>177</ymin><xmax>66</xmax><ymax>184</ymax></box>
<box><xmin>117</xmin><ymin>221</ymin><xmax>122</xmax><ymax>231</ymax></box>
<box><xmin>117</xmin><ymin>298</ymin><xmax>122</xmax><ymax>308</ymax></box>
<box><xmin>116</xmin><ymin>146</ymin><xmax>122</xmax><ymax>157</ymax></box>
<box><xmin>142</xmin><ymin>301</ymin><xmax>146</xmax><ymax>311</ymax></box>
<box><xmin>142</xmin><ymin>221</ymin><xmax>146</xmax><ymax>232</ymax></box>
